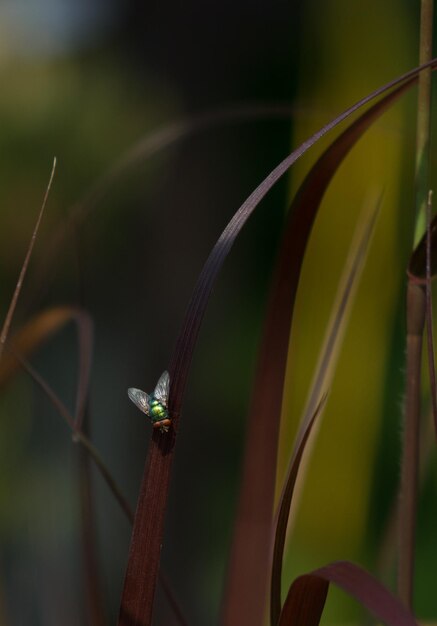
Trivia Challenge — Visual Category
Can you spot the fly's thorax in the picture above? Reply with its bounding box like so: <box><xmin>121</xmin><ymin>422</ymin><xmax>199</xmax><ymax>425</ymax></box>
<box><xmin>149</xmin><ymin>397</ymin><xmax>168</xmax><ymax>423</ymax></box>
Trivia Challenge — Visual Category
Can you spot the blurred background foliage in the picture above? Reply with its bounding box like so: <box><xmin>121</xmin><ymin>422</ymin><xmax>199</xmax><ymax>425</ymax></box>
<box><xmin>0</xmin><ymin>0</ymin><xmax>436</xmax><ymax>625</ymax></box>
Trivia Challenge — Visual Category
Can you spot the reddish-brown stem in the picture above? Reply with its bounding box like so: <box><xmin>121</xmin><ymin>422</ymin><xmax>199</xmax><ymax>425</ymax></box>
<box><xmin>398</xmin><ymin>282</ymin><xmax>426</xmax><ymax>607</ymax></box>
<box><xmin>424</xmin><ymin>191</ymin><xmax>437</xmax><ymax>431</ymax></box>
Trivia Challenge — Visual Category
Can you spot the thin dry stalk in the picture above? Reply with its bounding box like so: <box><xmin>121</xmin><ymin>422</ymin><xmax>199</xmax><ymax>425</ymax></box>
<box><xmin>0</xmin><ymin>158</ymin><xmax>56</xmax><ymax>362</ymax></box>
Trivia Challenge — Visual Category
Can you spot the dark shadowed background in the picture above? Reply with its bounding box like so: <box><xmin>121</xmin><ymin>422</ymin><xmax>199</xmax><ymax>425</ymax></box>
<box><xmin>0</xmin><ymin>2</ymin><xmax>298</xmax><ymax>624</ymax></box>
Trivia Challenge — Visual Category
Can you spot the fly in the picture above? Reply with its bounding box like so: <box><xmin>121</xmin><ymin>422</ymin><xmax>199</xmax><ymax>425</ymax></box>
<box><xmin>128</xmin><ymin>370</ymin><xmax>171</xmax><ymax>433</ymax></box>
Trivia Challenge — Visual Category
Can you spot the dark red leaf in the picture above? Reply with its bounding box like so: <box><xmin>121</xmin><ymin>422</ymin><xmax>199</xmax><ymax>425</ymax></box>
<box><xmin>279</xmin><ymin>561</ymin><xmax>418</xmax><ymax>626</ymax></box>
<box><xmin>279</xmin><ymin>574</ymin><xmax>328</xmax><ymax>626</ymax></box>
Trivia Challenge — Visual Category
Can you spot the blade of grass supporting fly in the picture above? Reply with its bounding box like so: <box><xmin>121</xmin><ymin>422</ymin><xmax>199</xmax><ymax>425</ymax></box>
<box><xmin>279</xmin><ymin>561</ymin><xmax>418</xmax><ymax>626</ymax></box>
<box><xmin>0</xmin><ymin>158</ymin><xmax>56</xmax><ymax>363</ymax></box>
<box><xmin>220</xmin><ymin>82</ymin><xmax>412</xmax><ymax>626</ymax></box>
<box><xmin>270</xmin><ymin>198</ymin><xmax>380</xmax><ymax>626</ymax></box>
<box><xmin>117</xmin><ymin>59</ymin><xmax>437</xmax><ymax>626</ymax></box>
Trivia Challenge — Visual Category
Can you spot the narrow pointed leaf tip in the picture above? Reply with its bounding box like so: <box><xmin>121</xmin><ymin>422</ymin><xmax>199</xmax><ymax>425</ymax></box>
<box><xmin>0</xmin><ymin>157</ymin><xmax>57</xmax><ymax>362</ymax></box>
<box><xmin>279</xmin><ymin>561</ymin><xmax>418</xmax><ymax>626</ymax></box>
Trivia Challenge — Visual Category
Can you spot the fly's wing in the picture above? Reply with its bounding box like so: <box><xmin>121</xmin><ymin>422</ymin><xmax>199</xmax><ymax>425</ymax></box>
<box><xmin>127</xmin><ymin>388</ymin><xmax>151</xmax><ymax>415</ymax></box>
<box><xmin>153</xmin><ymin>370</ymin><xmax>170</xmax><ymax>407</ymax></box>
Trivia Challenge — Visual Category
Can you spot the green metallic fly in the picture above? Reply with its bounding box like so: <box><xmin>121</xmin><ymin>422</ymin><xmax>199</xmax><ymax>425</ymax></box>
<box><xmin>128</xmin><ymin>370</ymin><xmax>171</xmax><ymax>433</ymax></box>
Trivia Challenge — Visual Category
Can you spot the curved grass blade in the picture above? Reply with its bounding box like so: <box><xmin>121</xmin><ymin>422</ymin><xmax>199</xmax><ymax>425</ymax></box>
<box><xmin>220</xmin><ymin>80</ymin><xmax>411</xmax><ymax>626</ymax></box>
<box><xmin>118</xmin><ymin>58</ymin><xmax>437</xmax><ymax>626</ymax></box>
<box><xmin>0</xmin><ymin>158</ymin><xmax>56</xmax><ymax>362</ymax></box>
<box><xmin>270</xmin><ymin>198</ymin><xmax>380</xmax><ymax>625</ymax></box>
<box><xmin>279</xmin><ymin>561</ymin><xmax>418</xmax><ymax>626</ymax></box>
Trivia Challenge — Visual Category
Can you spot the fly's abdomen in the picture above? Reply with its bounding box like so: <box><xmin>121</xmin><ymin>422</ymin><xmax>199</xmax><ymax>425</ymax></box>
<box><xmin>149</xmin><ymin>398</ymin><xmax>168</xmax><ymax>422</ymax></box>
